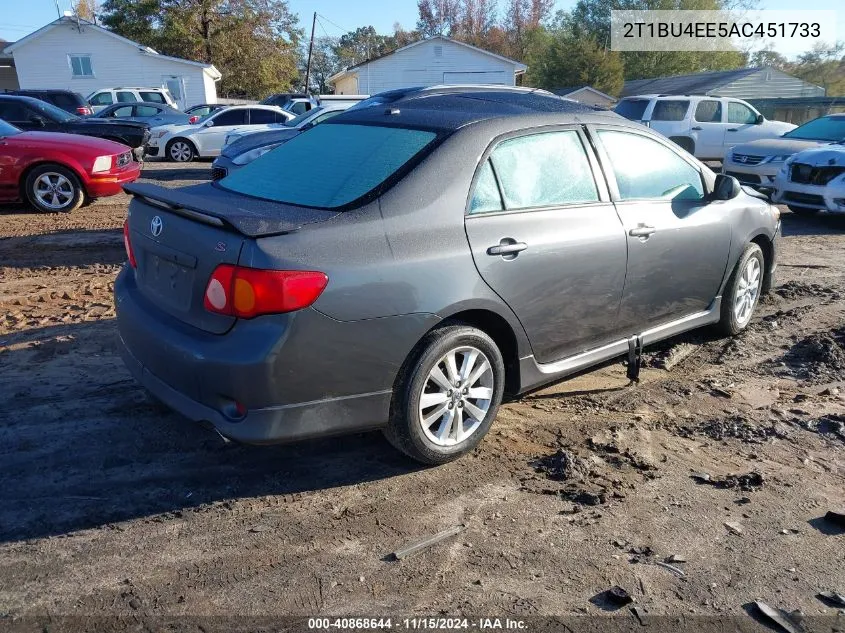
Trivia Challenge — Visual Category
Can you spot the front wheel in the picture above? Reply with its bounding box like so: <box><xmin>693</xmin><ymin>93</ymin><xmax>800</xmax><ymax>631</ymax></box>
<box><xmin>166</xmin><ymin>138</ymin><xmax>195</xmax><ymax>162</ymax></box>
<box><xmin>384</xmin><ymin>324</ymin><xmax>505</xmax><ymax>465</ymax></box>
<box><xmin>717</xmin><ymin>243</ymin><xmax>764</xmax><ymax>336</ymax></box>
<box><xmin>24</xmin><ymin>164</ymin><xmax>84</xmax><ymax>213</ymax></box>
<box><xmin>787</xmin><ymin>205</ymin><xmax>820</xmax><ymax>216</ymax></box>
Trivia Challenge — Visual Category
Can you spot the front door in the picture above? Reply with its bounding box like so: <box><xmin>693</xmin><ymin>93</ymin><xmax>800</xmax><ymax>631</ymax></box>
<box><xmin>464</xmin><ymin>128</ymin><xmax>628</xmax><ymax>364</ymax></box>
<box><xmin>590</xmin><ymin>126</ymin><xmax>732</xmax><ymax>334</ymax></box>
<box><xmin>192</xmin><ymin>108</ymin><xmax>247</xmax><ymax>155</ymax></box>
<box><xmin>724</xmin><ymin>100</ymin><xmax>767</xmax><ymax>151</ymax></box>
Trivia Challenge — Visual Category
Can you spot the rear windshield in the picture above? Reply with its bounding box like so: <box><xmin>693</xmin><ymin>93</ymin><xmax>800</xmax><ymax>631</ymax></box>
<box><xmin>219</xmin><ymin>123</ymin><xmax>438</xmax><ymax>208</ymax></box>
<box><xmin>614</xmin><ymin>99</ymin><xmax>649</xmax><ymax>121</ymax></box>
<box><xmin>783</xmin><ymin>116</ymin><xmax>845</xmax><ymax>141</ymax></box>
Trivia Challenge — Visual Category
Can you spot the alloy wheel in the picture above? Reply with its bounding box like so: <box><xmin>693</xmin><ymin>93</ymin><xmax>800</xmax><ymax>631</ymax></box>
<box><xmin>34</xmin><ymin>172</ymin><xmax>74</xmax><ymax>210</ymax></box>
<box><xmin>418</xmin><ymin>345</ymin><xmax>494</xmax><ymax>447</ymax></box>
<box><xmin>733</xmin><ymin>256</ymin><xmax>761</xmax><ymax>325</ymax></box>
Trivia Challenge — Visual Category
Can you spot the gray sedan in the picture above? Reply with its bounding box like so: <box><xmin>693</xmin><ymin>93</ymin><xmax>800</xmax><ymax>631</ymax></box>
<box><xmin>89</xmin><ymin>103</ymin><xmax>192</xmax><ymax>126</ymax></box>
<box><xmin>115</xmin><ymin>87</ymin><xmax>780</xmax><ymax>464</ymax></box>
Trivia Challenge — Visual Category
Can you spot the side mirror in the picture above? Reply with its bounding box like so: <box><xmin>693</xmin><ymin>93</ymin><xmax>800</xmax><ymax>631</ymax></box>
<box><xmin>713</xmin><ymin>174</ymin><xmax>742</xmax><ymax>200</ymax></box>
<box><xmin>755</xmin><ymin>114</ymin><xmax>764</xmax><ymax>124</ymax></box>
<box><xmin>204</xmin><ymin>119</ymin><xmax>214</xmax><ymax>127</ymax></box>
<box><xmin>29</xmin><ymin>115</ymin><xmax>46</xmax><ymax>127</ymax></box>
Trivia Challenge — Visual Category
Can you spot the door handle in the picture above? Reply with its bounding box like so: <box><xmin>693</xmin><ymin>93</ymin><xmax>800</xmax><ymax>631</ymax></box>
<box><xmin>727</xmin><ymin>128</ymin><xmax>738</xmax><ymax>132</ymax></box>
<box><xmin>691</xmin><ymin>126</ymin><xmax>702</xmax><ymax>131</ymax></box>
<box><xmin>487</xmin><ymin>238</ymin><xmax>527</xmax><ymax>258</ymax></box>
<box><xmin>629</xmin><ymin>224</ymin><xmax>656</xmax><ymax>238</ymax></box>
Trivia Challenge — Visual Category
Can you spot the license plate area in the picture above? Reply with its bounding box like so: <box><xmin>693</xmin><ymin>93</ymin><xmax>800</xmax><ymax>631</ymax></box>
<box><xmin>141</xmin><ymin>252</ymin><xmax>196</xmax><ymax>312</ymax></box>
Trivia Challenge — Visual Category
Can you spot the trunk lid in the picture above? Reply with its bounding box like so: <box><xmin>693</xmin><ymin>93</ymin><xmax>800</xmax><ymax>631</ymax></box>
<box><xmin>124</xmin><ymin>182</ymin><xmax>340</xmax><ymax>334</ymax></box>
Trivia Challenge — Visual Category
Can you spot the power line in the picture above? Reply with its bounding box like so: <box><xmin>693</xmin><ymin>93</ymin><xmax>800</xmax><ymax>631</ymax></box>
<box><xmin>316</xmin><ymin>13</ymin><xmax>351</xmax><ymax>36</ymax></box>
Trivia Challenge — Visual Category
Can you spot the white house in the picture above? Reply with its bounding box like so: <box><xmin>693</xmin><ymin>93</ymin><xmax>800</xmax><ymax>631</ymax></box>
<box><xmin>328</xmin><ymin>36</ymin><xmax>527</xmax><ymax>95</ymax></box>
<box><xmin>5</xmin><ymin>17</ymin><xmax>221</xmax><ymax>109</ymax></box>
<box><xmin>553</xmin><ymin>86</ymin><xmax>616</xmax><ymax>108</ymax></box>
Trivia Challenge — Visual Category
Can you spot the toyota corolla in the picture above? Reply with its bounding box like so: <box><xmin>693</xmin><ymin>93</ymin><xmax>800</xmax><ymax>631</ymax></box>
<box><xmin>116</xmin><ymin>88</ymin><xmax>780</xmax><ymax>464</ymax></box>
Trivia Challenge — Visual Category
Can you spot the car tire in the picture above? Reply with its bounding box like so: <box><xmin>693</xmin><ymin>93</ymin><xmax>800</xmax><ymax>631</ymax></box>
<box><xmin>166</xmin><ymin>138</ymin><xmax>196</xmax><ymax>162</ymax></box>
<box><xmin>717</xmin><ymin>242</ymin><xmax>764</xmax><ymax>336</ymax></box>
<box><xmin>24</xmin><ymin>164</ymin><xmax>84</xmax><ymax>213</ymax></box>
<box><xmin>384</xmin><ymin>324</ymin><xmax>505</xmax><ymax>465</ymax></box>
<box><xmin>786</xmin><ymin>205</ymin><xmax>820</xmax><ymax>216</ymax></box>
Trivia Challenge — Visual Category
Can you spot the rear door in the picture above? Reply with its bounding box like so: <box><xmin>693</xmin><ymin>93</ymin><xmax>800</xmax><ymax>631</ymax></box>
<box><xmin>194</xmin><ymin>108</ymin><xmax>247</xmax><ymax>154</ymax></box>
<box><xmin>589</xmin><ymin>126</ymin><xmax>731</xmax><ymax>334</ymax></box>
<box><xmin>645</xmin><ymin>99</ymin><xmax>691</xmax><ymax>142</ymax></box>
<box><xmin>464</xmin><ymin>127</ymin><xmax>627</xmax><ymax>364</ymax></box>
<box><xmin>691</xmin><ymin>99</ymin><xmax>726</xmax><ymax>159</ymax></box>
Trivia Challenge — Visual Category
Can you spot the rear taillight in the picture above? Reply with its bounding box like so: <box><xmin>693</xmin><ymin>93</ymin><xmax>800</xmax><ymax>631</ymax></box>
<box><xmin>203</xmin><ymin>265</ymin><xmax>328</xmax><ymax>318</ymax></box>
<box><xmin>77</xmin><ymin>106</ymin><xmax>92</xmax><ymax>115</ymax></box>
<box><xmin>123</xmin><ymin>218</ymin><xmax>137</xmax><ymax>268</ymax></box>
<box><xmin>189</xmin><ymin>115</ymin><xmax>199</xmax><ymax>124</ymax></box>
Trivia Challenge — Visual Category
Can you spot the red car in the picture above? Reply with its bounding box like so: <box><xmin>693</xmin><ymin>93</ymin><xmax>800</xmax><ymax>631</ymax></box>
<box><xmin>0</xmin><ymin>119</ymin><xmax>140</xmax><ymax>213</ymax></box>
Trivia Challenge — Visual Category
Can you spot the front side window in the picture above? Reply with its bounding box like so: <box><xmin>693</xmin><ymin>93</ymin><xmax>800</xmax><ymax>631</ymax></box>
<box><xmin>484</xmin><ymin>131</ymin><xmax>599</xmax><ymax>211</ymax></box>
<box><xmin>140</xmin><ymin>91</ymin><xmax>166</xmax><ymax>104</ymax></box>
<box><xmin>651</xmin><ymin>100</ymin><xmax>690</xmax><ymax>121</ymax></box>
<box><xmin>68</xmin><ymin>54</ymin><xmax>93</xmax><ymax>77</ymax></box>
<box><xmin>213</xmin><ymin>109</ymin><xmax>247</xmax><ymax>126</ymax></box>
<box><xmin>89</xmin><ymin>92</ymin><xmax>113</xmax><ymax>106</ymax></box>
<box><xmin>695</xmin><ymin>100</ymin><xmax>722</xmax><ymax>123</ymax></box>
<box><xmin>727</xmin><ymin>102</ymin><xmax>758</xmax><ymax>124</ymax></box>
<box><xmin>597</xmin><ymin>130</ymin><xmax>704</xmax><ymax>201</ymax></box>
<box><xmin>219</xmin><ymin>124</ymin><xmax>438</xmax><ymax>208</ymax></box>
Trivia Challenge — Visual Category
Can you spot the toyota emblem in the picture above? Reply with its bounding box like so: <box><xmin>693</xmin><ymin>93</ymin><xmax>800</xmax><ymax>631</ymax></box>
<box><xmin>150</xmin><ymin>215</ymin><xmax>163</xmax><ymax>237</ymax></box>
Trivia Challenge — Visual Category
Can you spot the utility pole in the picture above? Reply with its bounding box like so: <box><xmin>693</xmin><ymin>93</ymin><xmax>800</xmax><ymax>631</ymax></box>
<box><xmin>304</xmin><ymin>11</ymin><xmax>317</xmax><ymax>95</ymax></box>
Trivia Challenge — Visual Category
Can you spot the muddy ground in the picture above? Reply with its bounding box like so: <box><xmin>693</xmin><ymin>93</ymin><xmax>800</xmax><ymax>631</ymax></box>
<box><xmin>0</xmin><ymin>161</ymin><xmax>844</xmax><ymax>631</ymax></box>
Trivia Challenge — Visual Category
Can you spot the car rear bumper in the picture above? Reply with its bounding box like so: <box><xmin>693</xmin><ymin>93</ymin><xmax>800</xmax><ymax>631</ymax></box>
<box><xmin>114</xmin><ymin>266</ymin><xmax>438</xmax><ymax>444</ymax></box>
<box><xmin>87</xmin><ymin>165</ymin><xmax>141</xmax><ymax>197</ymax></box>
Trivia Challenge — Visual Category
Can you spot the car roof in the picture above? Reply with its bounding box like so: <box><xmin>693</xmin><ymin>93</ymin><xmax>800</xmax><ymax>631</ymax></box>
<box><xmin>329</xmin><ymin>90</ymin><xmax>618</xmax><ymax>133</ymax></box>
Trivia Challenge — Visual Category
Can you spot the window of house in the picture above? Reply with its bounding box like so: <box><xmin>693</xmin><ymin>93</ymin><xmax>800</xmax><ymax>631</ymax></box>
<box><xmin>596</xmin><ymin>130</ymin><xmax>704</xmax><ymax>202</ymax></box>
<box><xmin>651</xmin><ymin>100</ymin><xmax>690</xmax><ymax>121</ymax></box>
<box><xmin>480</xmin><ymin>131</ymin><xmax>599</xmax><ymax>211</ymax></box>
<box><xmin>694</xmin><ymin>100</ymin><xmax>722</xmax><ymax>123</ymax></box>
<box><xmin>68</xmin><ymin>54</ymin><xmax>93</xmax><ymax>77</ymax></box>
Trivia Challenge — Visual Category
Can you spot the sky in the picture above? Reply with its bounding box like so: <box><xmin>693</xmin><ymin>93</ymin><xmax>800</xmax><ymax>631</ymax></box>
<box><xmin>0</xmin><ymin>0</ymin><xmax>841</xmax><ymax>59</ymax></box>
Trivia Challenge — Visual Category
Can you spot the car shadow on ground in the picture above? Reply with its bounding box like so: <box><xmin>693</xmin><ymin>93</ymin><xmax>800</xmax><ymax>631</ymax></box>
<box><xmin>0</xmin><ymin>229</ymin><xmax>126</xmax><ymax>268</ymax></box>
<box><xmin>779</xmin><ymin>210</ymin><xmax>845</xmax><ymax>237</ymax></box>
<box><xmin>0</xmin><ymin>320</ymin><xmax>420</xmax><ymax>544</ymax></box>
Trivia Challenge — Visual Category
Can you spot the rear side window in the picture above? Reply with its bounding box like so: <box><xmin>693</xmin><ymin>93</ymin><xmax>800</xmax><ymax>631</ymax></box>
<box><xmin>140</xmin><ymin>91</ymin><xmax>166</xmax><ymax>104</ymax></box>
<box><xmin>694</xmin><ymin>100</ymin><xmax>722</xmax><ymax>122</ymax></box>
<box><xmin>89</xmin><ymin>92</ymin><xmax>113</xmax><ymax>106</ymax></box>
<box><xmin>482</xmin><ymin>131</ymin><xmax>598</xmax><ymax>211</ymax></box>
<box><xmin>597</xmin><ymin>130</ymin><xmax>704</xmax><ymax>201</ymax></box>
<box><xmin>111</xmin><ymin>105</ymin><xmax>134</xmax><ymax>117</ymax></box>
<box><xmin>651</xmin><ymin>100</ymin><xmax>690</xmax><ymax>121</ymax></box>
<box><xmin>249</xmin><ymin>109</ymin><xmax>277</xmax><ymax>124</ymax></box>
<box><xmin>220</xmin><ymin>124</ymin><xmax>437</xmax><ymax>208</ymax></box>
<box><xmin>614</xmin><ymin>99</ymin><xmax>649</xmax><ymax>121</ymax></box>
<box><xmin>213</xmin><ymin>110</ymin><xmax>247</xmax><ymax>126</ymax></box>
<box><xmin>116</xmin><ymin>91</ymin><xmax>136</xmax><ymax>103</ymax></box>
<box><xmin>469</xmin><ymin>161</ymin><xmax>503</xmax><ymax>214</ymax></box>
<box><xmin>135</xmin><ymin>105</ymin><xmax>160</xmax><ymax>117</ymax></box>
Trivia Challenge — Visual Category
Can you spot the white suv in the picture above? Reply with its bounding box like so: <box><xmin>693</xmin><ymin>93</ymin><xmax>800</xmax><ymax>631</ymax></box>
<box><xmin>87</xmin><ymin>87</ymin><xmax>178</xmax><ymax>113</ymax></box>
<box><xmin>614</xmin><ymin>95</ymin><xmax>795</xmax><ymax>161</ymax></box>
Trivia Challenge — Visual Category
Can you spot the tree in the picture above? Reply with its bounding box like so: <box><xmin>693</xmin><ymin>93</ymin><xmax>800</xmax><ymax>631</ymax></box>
<box><xmin>417</xmin><ymin>0</ymin><xmax>462</xmax><ymax>37</ymax></box>
<box><xmin>788</xmin><ymin>42</ymin><xmax>845</xmax><ymax>96</ymax></box>
<box><xmin>303</xmin><ymin>36</ymin><xmax>343</xmax><ymax>93</ymax></box>
<box><xmin>73</xmin><ymin>0</ymin><xmax>98</xmax><ymax>21</ymax></box>
<box><xmin>748</xmin><ymin>47</ymin><xmax>788</xmax><ymax>70</ymax></box>
<box><xmin>100</xmin><ymin>0</ymin><xmax>163</xmax><ymax>48</ymax></box>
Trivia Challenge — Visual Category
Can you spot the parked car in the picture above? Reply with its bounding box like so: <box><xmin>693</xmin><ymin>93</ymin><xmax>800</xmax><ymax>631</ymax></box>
<box><xmin>771</xmin><ymin>144</ymin><xmax>845</xmax><ymax>215</ymax></box>
<box><xmin>283</xmin><ymin>97</ymin><xmax>317</xmax><ymax>115</ymax></box>
<box><xmin>259</xmin><ymin>92</ymin><xmax>315</xmax><ymax>109</ymax></box>
<box><xmin>614</xmin><ymin>95</ymin><xmax>796</xmax><ymax>160</ymax></box>
<box><xmin>116</xmin><ymin>88</ymin><xmax>780</xmax><ymax>464</ymax></box>
<box><xmin>184</xmin><ymin>103</ymin><xmax>226</xmax><ymax>121</ymax></box>
<box><xmin>4</xmin><ymin>89</ymin><xmax>92</xmax><ymax>115</ymax></box>
<box><xmin>89</xmin><ymin>102</ymin><xmax>192</xmax><ymax>126</ymax></box>
<box><xmin>212</xmin><ymin>103</ymin><xmax>357</xmax><ymax>179</ymax></box>
<box><xmin>0</xmin><ymin>118</ymin><xmax>140</xmax><ymax>213</ymax></box>
<box><xmin>0</xmin><ymin>95</ymin><xmax>150</xmax><ymax>160</ymax></box>
<box><xmin>146</xmin><ymin>105</ymin><xmax>294</xmax><ymax>162</ymax></box>
<box><xmin>723</xmin><ymin>114</ymin><xmax>845</xmax><ymax>190</ymax></box>
<box><xmin>87</xmin><ymin>87</ymin><xmax>177</xmax><ymax>113</ymax></box>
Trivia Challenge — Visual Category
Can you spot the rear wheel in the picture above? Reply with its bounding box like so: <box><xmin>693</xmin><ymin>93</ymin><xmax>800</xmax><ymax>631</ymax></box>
<box><xmin>717</xmin><ymin>243</ymin><xmax>764</xmax><ymax>336</ymax></box>
<box><xmin>167</xmin><ymin>138</ymin><xmax>195</xmax><ymax>162</ymax></box>
<box><xmin>384</xmin><ymin>324</ymin><xmax>505</xmax><ymax>465</ymax></box>
<box><xmin>24</xmin><ymin>164</ymin><xmax>84</xmax><ymax>213</ymax></box>
<box><xmin>787</xmin><ymin>205</ymin><xmax>820</xmax><ymax>216</ymax></box>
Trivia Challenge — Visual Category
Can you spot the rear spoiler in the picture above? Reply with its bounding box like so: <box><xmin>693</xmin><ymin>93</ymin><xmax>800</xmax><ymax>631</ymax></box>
<box><xmin>123</xmin><ymin>182</ymin><xmax>340</xmax><ymax>237</ymax></box>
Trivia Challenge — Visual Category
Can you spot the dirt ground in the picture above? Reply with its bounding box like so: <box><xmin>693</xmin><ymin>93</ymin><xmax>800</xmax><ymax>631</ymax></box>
<box><xmin>1</xmin><ymin>160</ymin><xmax>844</xmax><ymax>631</ymax></box>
